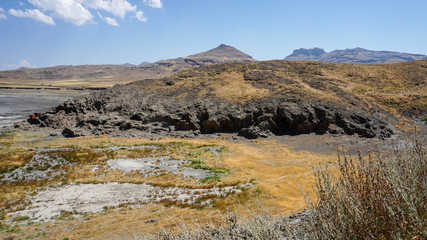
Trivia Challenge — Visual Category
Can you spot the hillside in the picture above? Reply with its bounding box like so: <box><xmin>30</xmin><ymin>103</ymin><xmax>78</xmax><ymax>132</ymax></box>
<box><xmin>285</xmin><ymin>47</ymin><xmax>427</xmax><ymax>63</ymax></box>
<box><xmin>16</xmin><ymin>60</ymin><xmax>427</xmax><ymax>139</ymax></box>
<box><xmin>0</xmin><ymin>44</ymin><xmax>255</xmax><ymax>89</ymax></box>
<box><xmin>3</xmin><ymin>59</ymin><xmax>426</xmax><ymax>240</ymax></box>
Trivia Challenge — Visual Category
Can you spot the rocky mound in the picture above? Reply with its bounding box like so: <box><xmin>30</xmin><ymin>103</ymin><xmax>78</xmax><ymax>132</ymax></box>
<box><xmin>16</xmin><ymin>59</ymin><xmax>425</xmax><ymax>139</ymax></box>
<box><xmin>285</xmin><ymin>47</ymin><xmax>427</xmax><ymax>63</ymax></box>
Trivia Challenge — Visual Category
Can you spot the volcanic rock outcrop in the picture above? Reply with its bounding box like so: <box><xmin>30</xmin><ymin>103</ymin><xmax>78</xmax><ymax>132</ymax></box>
<box><xmin>16</xmin><ymin>60</ymin><xmax>414</xmax><ymax>139</ymax></box>
<box><xmin>285</xmin><ymin>47</ymin><xmax>427</xmax><ymax>63</ymax></box>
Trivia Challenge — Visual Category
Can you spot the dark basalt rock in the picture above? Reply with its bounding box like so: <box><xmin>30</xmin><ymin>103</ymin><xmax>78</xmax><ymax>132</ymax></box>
<box><xmin>30</xmin><ymin>83</ymin><xmax>394</xmax><ymax>139</ymax></box>
<box><xmin>17</xmin><ymin>61</ymin><xmax>401</xmax><ymax>139</ymax></box>
<box><xmin>62</xmin><ymin>127</ymin><xmax>90</xmax><ymax>138</ymax></box>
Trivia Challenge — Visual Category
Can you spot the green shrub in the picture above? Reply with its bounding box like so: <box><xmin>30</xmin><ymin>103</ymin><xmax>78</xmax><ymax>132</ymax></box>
<box><xmin>12</xmin><ymin>215</ymin><xmax>29</xmax><ymax>222</ymax></box>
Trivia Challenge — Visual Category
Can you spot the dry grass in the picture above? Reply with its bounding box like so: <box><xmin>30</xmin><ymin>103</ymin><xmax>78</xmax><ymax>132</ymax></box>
<box><xmin>127</xmin><ymin>60</ymin><xmax>426</xmax><ymax>126</ymax></box>
<box><xmin>304</xmin><ymin>137</ymin><xmax>427</xmax><ymax>239</ymax></box>
<box><xmin>3</xmin><ymin>131</ymin><xmax>424</xmax><ymax>239</ymax></box>
<box><xmin>0</xmin><ymin>130</ymin><xmax>337</xmax><ymax>239</ymax></box>
<box><xmin>210</xmin><ymin>72</ymin><xmax>270</xmax><ymax>103</ymax></box>
<box><xmin>136</xmin><ymin>209</ymin><xmax>301</xmax><ymax>240</ymax></box>
<box><xmin>0</xmin><ymin>77</ymin><xmax>117</xmax><ymax>88</ymax></box>
<box><xmin>129</xmin><ymin>137</ymin><xmax>426</xmax><ymax>240</ymax></box>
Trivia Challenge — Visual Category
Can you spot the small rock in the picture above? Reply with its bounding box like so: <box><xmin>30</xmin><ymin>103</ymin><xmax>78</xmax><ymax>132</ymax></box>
<box><xmin>28</xmin><ymin>118</ymin><xmax>41</xmax><ymax>125</ymax></box>
<box><xmin>50</xmin><ymin>132</ymin><xmax>60</xmax><ymax>137</ymax></box>
<box><xmin>62</xmin><ymin>127</ymin><xmax>89</xmax><ymax>138</ymax></box>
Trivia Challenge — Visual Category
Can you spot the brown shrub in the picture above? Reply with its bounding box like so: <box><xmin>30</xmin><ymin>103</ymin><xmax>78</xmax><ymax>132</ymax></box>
<box><xmin>305</xmin><ymin>138</ymin><xmax>426</xmax><ymax>239</ymax></box>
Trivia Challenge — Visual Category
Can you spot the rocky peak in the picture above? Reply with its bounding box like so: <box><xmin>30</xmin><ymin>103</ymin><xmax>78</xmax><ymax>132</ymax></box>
<box><xmin>289</xmin><ymin>48</ymin><xmax>326</xmax><ymax>57</ymax></box>
<box><xmin>352</xmin><ymin>47</ymin><xmax>368</xmax><ymax>52</ymax></box>
<box><xmin>188</xmin><ymin>44</ymin><xmax>255</xmax><ymax>60</ymax></box>
<box><xmin>330</xmin><ymin>47</ymin><xmax>368</xmax><ymax>54</ymax></box>
<box><xmin>217</xmin><ymin>44</ymin><xmax>231</xmax><ymax>49</ymax></box>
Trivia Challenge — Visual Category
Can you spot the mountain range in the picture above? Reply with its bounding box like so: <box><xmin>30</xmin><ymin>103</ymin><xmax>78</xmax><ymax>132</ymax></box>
<box><xmin>0</xmin><ymin>44</ymin><xmax>254</xmax><ymax>88</ymax></box>
<box><xmin>1</xmin><ymin>45</ymin><xmax>426</xmax><ymax>90</ymax></box>
<box><xmin>285</xmin><ymin>47</ymin><xmax>427</xmax><ymax>63</ymax></box>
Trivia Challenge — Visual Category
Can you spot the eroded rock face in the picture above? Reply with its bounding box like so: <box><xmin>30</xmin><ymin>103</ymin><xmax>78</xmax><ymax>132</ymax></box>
<box><xmin>17</xmin><ymin>61</ymin><xmax>399</xmax><ymax>139</ymax></box>
<box><xmin>23</xmin><ymin>84</ymin><xmax>393</xmax><ymax>139</ymax></box>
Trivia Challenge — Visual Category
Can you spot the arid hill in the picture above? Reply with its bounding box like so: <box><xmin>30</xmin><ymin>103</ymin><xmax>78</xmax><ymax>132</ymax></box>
<box><xmin>131</xmin><ymin>44</ymin><xmax>255</xmax><ymax>79</ymax></box>
<box><xmin>285</xmin><ymin>47</ymin><xmax>427</xmax><ymax>63</ymax></box>
<box><xmin>16</xmin><ymin>60</ymin><xmax>427</xmax><ymax>139</ymax></box>
<box><xmin>0</xmin><ymin>44</ymin><xmax>255</xmax><ymax>89</ymax></box>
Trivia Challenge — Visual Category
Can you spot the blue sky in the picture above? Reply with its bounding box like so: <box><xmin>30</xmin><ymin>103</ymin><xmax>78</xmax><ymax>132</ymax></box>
<box><xmin>0</xmin><ymin>0</ymin><xmax>426</xmax><ymax>70</ymax></box>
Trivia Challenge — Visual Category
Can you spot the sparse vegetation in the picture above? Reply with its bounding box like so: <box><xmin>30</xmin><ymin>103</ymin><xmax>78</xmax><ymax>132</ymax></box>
<box><xmin>7</xmin><ymin>131</ymin><xmax>423</xmax><ymax>239</ymax></box>
<box><xmin>138</xmin><ymin>138</ymin><xmax>426</xmax><ymax>240</ymax></box>
<box><xmin>137</xmin><ymin>210</ymin><xmax>303</xmax><ymax>240</ymax></box>
<box><xmin>12</xmin><ymin>215</ymin><xmax>29</xmax><ymax>222</ymax></box>
<box><xmin>1</xmin><ymin>133</ymin><xmax>329</xmax><ymax>239</ymax></box>
<box><xmin>304</xmin><ymin>138</ymin><xmax>426</xmax><ymax>239</ymax></box>
<box><xmin>0</xmin><ymin>130</ymin><xmax>15</xmax><ymax>140</ymax></box>
<box><xmin>188</xmin><ymin>159</ymin><xmax>229</xmax><ymax>175</ymax></box>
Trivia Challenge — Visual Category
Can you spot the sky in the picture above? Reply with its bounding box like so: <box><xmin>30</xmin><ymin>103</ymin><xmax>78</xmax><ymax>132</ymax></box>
<box><xmin>0</xmin><ymin>0</ymin><xmax>427</xmax><ymax>70</ymax></box>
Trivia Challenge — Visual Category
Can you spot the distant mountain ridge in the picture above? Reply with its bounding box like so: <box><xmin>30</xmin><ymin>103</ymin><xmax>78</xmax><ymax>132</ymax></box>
<box><xmin>138</xmin><ymin>44</ymin><xmax>255</xmax><ymax>77</ymax></box>
<box><xmin>188</xmin><ymin>44</ymin><xmax>253</xmax><ymax>59</ymax></box>
<box><xmin>138</xmin><ymin>61</ymin><xmax>151</xmax><ymax>66</ymax></box>
<box><xmin>285</xmin><ymin>47</ymin><xmax>427</xmax><ymax>63</ymax></box>
<box><xmin>0</xmin><ymin>44</ymin><xmax>255</xmax><ymax>86</ymax></box>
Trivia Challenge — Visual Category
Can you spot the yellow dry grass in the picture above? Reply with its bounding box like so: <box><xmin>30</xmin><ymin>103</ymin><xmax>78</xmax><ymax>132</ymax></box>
<box><xmin>0</xmin><ymin>76</ymin><xmax>130</xmax><ymax>89</ymax></box>
<box><xmin>210</xmin><ymin>72</ymin><xmax>270</xmax><ymax>103</ymax></box>
<box><xmin>0</xmin><ymin>130</ymin><xmax>337</xmax><ymax>239</ymax></box>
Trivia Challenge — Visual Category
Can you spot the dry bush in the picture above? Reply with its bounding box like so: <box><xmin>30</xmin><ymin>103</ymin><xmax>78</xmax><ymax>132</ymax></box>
<box><xmin>305</xmin><ymin>138</ymin><xmax>426</xmax><ymax>239</ymax></box>
<box><xmin>135</xmin><ymin>209</ymin><xmax>306</xmax><ymax>240</ymax></box>
<box><xmin>134</xmin><ymin>138</ymin><xmax>426</xmax><ymax>240</ymax></box>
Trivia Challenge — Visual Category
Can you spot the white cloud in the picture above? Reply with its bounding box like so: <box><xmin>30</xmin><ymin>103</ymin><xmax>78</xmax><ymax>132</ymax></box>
<box><xmin>2</xmin><ymin>59</ymin><xmax>35</xmax><ymax>70</ymax></box>
<box><xmin>6</xmin><ymin>0</ymin><xmax>157</xmax><ymax>26</ymax></box>
<box><xmin>84</xmin><ymin>0</ymin><xmax>136</xmax><ymax>18</ymax></box>
<box><xmin>135</xmin><ymin>10</ymin><xmax>146</xmax><ymax>22</ymax></box>
<box><xmin>98</xmin><ymin>12</ymin><xmax>119</xmax><ymax>26</ymax></box>
<box><xmin>0</xmin><ymin>7</ymin><xmax>8</xmax><ymax>19</ymax></box>
<box><xmin>143</xmin><ymin>0</ymin><xmax>162</xmax><ymax>8</ymax></box>
<box><xmin>105</xmin><ymin>16</ymin><xmax>119</xmax><ymax>26</ymax></box>
<box><xmin>28</xmin><ymin>0</ymin><xmax>93</xmax><ymax>26</ymax></box>
<box><xmin>9</xmin><ymin>8</ymin><xmax>55</xmax><ymax>25</ymax></box>
<box><xmin>18</xmin><ymin>59</ymin><xmax>34</xmax><ymax>68</ymax></box>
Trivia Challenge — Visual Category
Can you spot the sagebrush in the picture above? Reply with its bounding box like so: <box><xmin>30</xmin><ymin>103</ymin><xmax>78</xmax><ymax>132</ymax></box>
<box><xmin>305</xmin><ymin>138</ymin><xmax>426</xmax><ymax>239</ymax></box>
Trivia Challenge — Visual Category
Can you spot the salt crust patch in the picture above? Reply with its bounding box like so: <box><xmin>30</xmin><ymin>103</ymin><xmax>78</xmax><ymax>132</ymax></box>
<box><xmin>11</xmin><ymin>182</ymin><xmax>244</xmax><ymax>221</ymax></box>
<box><xmin>107</xmin><ymin>157</ymin><xmax>215</xmax><ymax>179</ymax></box>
